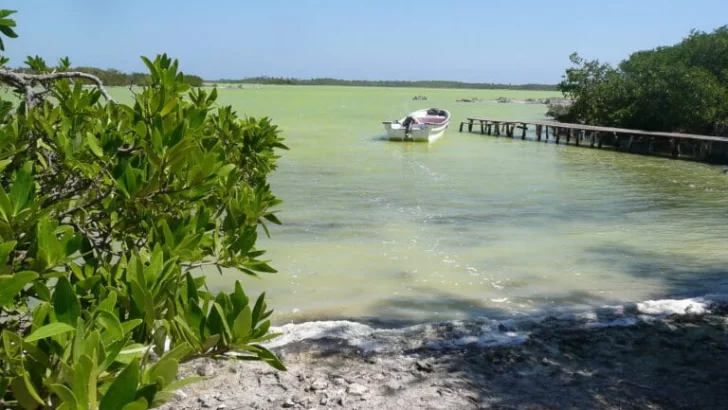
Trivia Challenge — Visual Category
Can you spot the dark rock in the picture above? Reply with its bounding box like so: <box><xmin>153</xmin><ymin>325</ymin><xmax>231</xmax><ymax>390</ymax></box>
<box><xmin>281</xmin><ymin>398</ymin><xmax>295</xmax><ymax>408</ymax></box>
<box><xmin>415</xmin><ymin>360</ymin><xmax>434</xmax><ymax>373</ymax></box>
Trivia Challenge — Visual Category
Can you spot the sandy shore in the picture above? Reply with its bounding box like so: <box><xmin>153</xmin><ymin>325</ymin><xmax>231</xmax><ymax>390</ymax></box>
<box><xmin>162</xmin><ymin>300</ymin><xmax>728</xmax><ymax>410</ymax></box>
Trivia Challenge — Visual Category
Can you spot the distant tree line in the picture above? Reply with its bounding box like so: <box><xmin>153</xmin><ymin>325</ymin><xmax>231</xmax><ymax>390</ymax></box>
<box><xmin>213</xmin><ymin>76</ymin><xmax>558</xmax><ymax>91</ymax></box>
<box><xmin>549</xmin><ymin>26</ymin><xmax>728</xmax><ymax>136</ymax></box>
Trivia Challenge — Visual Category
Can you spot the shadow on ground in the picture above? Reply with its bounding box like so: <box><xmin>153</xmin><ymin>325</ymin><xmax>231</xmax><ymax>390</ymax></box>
<box><xmin>282</xmin><ymin>246</ymin><xmax>728</xmax><ymax>409</ymax></box>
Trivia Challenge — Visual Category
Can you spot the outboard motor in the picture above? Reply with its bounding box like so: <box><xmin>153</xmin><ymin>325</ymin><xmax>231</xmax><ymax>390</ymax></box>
<box><xmin>402</xmin><ymin>115</ymin><xmax>417</xmax><ymax>138</ymax></box>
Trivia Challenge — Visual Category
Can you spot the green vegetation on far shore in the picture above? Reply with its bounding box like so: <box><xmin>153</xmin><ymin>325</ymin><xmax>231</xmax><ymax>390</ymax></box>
<box><xmin>211</xmin><ymin>76</ymin><xmax>558</xmax><ymax>91</ymax></box>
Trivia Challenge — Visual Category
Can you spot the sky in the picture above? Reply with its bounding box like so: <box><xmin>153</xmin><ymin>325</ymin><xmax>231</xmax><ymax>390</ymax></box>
<box><xmin>3</xmin><ymin>0</ymin><xmax>728</xmax><ymax>84</ymax></box>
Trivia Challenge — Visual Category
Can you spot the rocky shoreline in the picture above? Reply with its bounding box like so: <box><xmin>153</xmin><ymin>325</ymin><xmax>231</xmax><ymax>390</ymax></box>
<box><xmin>162</xmin><ymin>301</ymin><xmax>728</xmax><ymax>410</ymax></box>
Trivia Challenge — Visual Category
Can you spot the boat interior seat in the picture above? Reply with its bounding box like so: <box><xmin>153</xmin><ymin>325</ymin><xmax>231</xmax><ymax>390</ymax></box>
<box><xmin>418</xmin><ymin>116</ymin><xmax>447</xmax><ymax>124</ymax></box>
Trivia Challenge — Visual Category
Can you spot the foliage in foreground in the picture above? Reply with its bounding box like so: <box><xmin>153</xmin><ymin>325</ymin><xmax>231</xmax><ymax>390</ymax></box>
<box><xmin>551</xmin><ymin>26</ymin><xmax>728</xmax><ymax>135</ymax></box>
<box><xmin>10</xmin><ymin>66</ymin><xmax>204</xmax><ymax>88</ymax></box>
<box><xmin>0</xmin><ymin>10</ymin><xmax>288</xmax><ymax>409</ymax></box>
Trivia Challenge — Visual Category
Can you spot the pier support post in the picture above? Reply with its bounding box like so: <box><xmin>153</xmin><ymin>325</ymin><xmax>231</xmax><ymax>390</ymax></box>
<box><xmin>590</xmin><ymin>132</ymin><xmax>596</xmax><ymax>148</ymax></box>
<box><xmin>566</xmin><ymin>129</ymin><xmax>571</xmax><ymax>144</ymax></box>
<box><xmin>555</xmin><ymin>128</ymin><xmax>561</xmax><ymax>144</ymax></box>
<box><xmin>521</xmin><ymin>124</ymin><xmax>527</xmax><ymax>139</ymax></box>
<box><xmin>494</xmin><ymin>123</ymin><xmax>500</xmax><ymax>136</ymax></box>
<box><xmin>468</xmin><ymin>120</ymin><xmax>473</xmax><ymax>133</ymax></box>
<box><xmin>536</xmin><ymin>125</ymin><xmax>542</xmax><ymax>141</ymax></box>
<box><xmin>459</xmin><ymin>122</ymin><xmax>464</xmax><ymax>132</ymax></box>
<box><xmin>545</xmin><ymin>126</ymin><xmax>549</xmax><ymax>141</ymax></box>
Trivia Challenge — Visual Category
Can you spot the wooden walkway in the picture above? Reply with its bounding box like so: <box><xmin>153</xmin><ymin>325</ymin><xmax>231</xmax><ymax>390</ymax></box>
<box><xmin>459</xmin><ymin>117</ymin><xmax>728</xmax><ymax>161</ymax></box>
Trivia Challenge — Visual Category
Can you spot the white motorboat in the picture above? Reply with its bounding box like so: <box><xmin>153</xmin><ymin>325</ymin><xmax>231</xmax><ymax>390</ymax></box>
<box><xmin>383</xmin><ymin>108</ymin><xmax>451</xmax><ymax>142</ymax></box>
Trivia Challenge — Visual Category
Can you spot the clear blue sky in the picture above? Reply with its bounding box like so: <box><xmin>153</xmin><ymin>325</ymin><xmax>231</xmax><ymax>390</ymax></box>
<box><xmin>3</xmin><ymin>0</ymin><xmax>727</xmax><ymax>84</ymax></box>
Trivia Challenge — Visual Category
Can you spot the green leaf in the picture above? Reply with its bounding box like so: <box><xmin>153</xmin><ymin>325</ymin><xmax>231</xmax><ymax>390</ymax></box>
<box><xmin>185</xmin><ymin>272</ymin><xmax>199</xmax><ymax>301</ymax></box>
<box><xmin>140</xmin><ymin>56</ymin><xmax>158</xmax><ymax>79</ymax></box>
<box><xmin>134</xmin><ymin>122</ymin><xmax>147</xmax><ymax>138</ymax></box>
<box><xmin>33</xmin><ymin>281</ymin><xmax>51</xmax><ymax>302</ymax></box>
<box><xmin>230</xmin><ymin>281</ymin><xmax>248</xmax><ymax>315</ymax></box>
<box><xmin>233</xmin><ymin>306</ymin><xmax>252</xmax><ymax>341</ymax></box>
<box><xmin>0</xmin><ymin>377</ymin><xmax>8</xmax><ymax>399</ymax></box>
<box><xmin>217</xmin><ymin>164</ymin><xmax>236</xmax><ymax>178</ymax></box>
<box><xmin>24</xmin><ymin>322</ymin><xmax>76</xmax><ymax>342</ymax></box>
<box><xmin>162</xmin><ymin>376</ymin><xmax>205</xmax><ymax>392</ymax></box>
<box><xmin>121</xmin><ymin>399</ymin><xmax>148</xmax><ymax>410</ymax></box>
<box><xmin>129</xmin><ymin>279</ymin><xmax>154</xmax><ymax>332</ymax></box>
<box><xmin>121</xmin><ymin>319</ymin><xmax>144</xmax><ymax>335</ymax></box>
<box><xmin>96</xmin><ymin>310</ymin><xmax>124</xmax><ymax>341</ymax></box>
<box><xmin>206</xmin><ymin>302</ymin><xmax>231</xmax><ymax>342</ymax></box>
<box><xmin>99</xmin><ymin>358</ymin><xmax>140</xmax><ymax>410</ymax></box>
<box><xmin>10</xmin><ymin>374</ymin><xmax>45</xmax><ymax>410</ymax></box>
<box><xmin>0</xmin><ymin>271</ymin><xmax>38</xmax><ymax>307</ymax></box>
<box><xmin>37</xmin><ymin>216</ymin><xmax>63</xmax><ymax>269</ymax></box>
<box><xmin>74</xmin><ymin>355</ymin><xmax>92</xmax><ymax>410</ymax></box>
<box><xmin>51</xmin><ymin>384</ymin><xmax>79</xmax><ymax>410</ymax></box>
<box><xmin>0</xmin><ymin>240</ymin><xmax>16</xmax><ymax>266</ymax></box>
<box><xmin>162</xmin><ymin>342</ymin><xmax>192</xmax><ymax>362</ymax></box>
<box><xmin>86</xmin><ymin>132</ymin><xmax>104</xmax><ymax>157</ymax></box>
<box><xmin>97</xmin><ymin>290</ymin><xmax>118</xmax><ymax>313</ymax></box>
<box><xmin>160</xmin><ymin>97</ymin><xmax>178</xmax><ymax>117</ymax></box>
<box><xmin>251</xmin><ymin>292</ymin><xmax>267</xmax><ymax>325</ymax></box>
<box><xmin>146</xmin><ymin>357</ymin><xmax>178</xmax><ymax>386</ymax></box>
<box><xmin>0</xmin><ymin>25</ymin><xmax>18</xmax><ymax>39</ymax></box>
<box><xmin>0</xmin><ymin>185</ymin><xmax>13</xmax><ymax>221</ymax></box>
<box><xmin>254</xmin><ymin>344</ymin><xmax>287</xmax><ymax>371</ymax></box>
<box><xmin>54</xmin><ymin>276</ymin><xmax>81</xmax><ymax>326</ymax></box>
<box><xmin>199</xmin><ymin>334</ymin><xmax>220</xmax><ymax>353</ymax></box>
<box><xmin>99</xmin><ymin>337</ymin><xmax>130</xmax><ymax>373</ymax></box>
<box><xmin>9</xmin><ymin>161</ymin><xmax>33</xmax><ymax>216</ymax></box>
<box><xmin>73</xmin><ymin>317</ymin><xmax>85</xmax><ymax>363</ymax></box>
<box><xmin>172</xmin><ymin>317</ymin><xmax>201</xmax><ymax>349</ymax></box>
<box><xmin>0</xmin><ymin>159</ymin><xmax>11</xmax><ymax>173</ymax></box>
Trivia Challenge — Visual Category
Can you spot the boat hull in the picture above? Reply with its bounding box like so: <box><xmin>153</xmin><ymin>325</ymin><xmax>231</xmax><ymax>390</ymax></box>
<box><xmin>383</xmin><ymin>108</ymin><xmax>451</xmax><ymax>143</ymax></box>
<box><xmin>384</xmin><ymin>122</ymin><xmax>448</xmax><ymax>142</ymax></box>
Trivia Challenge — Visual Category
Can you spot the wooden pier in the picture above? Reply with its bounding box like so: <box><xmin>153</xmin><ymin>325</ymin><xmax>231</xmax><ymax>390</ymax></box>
<box><xmin>459</xmin><ymin>118</ymin><xmax>728</xmax><ymax>163</ymax></box>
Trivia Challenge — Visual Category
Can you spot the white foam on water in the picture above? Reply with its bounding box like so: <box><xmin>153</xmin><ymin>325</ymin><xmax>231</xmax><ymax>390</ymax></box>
<box><xmin>265</xmin><ymin>320</ymin><xmax>375</xmax><ymax>349</ymax></box>
<box><xmin>261</xmin><ymin>294</ymin><xmax>728</xmax><ymax>354</ymax></box>
<box><xmin>636</xmin><ymin>297</ymin><xmax>712</xmax><ymax>315</ymax></box>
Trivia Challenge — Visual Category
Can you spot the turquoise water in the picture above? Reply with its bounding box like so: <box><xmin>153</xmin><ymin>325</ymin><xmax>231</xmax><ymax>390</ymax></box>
<box><xmin>114</xmin><ymin>86</ymin><xmax>728</xmax><ymax>325</ymax></box>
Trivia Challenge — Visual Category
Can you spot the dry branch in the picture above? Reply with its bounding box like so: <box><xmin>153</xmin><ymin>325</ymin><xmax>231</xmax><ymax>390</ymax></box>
<box><xmin>0</xmin><ymin>69</ymin><xmax>116</xmax><ymax>108</ymax></box>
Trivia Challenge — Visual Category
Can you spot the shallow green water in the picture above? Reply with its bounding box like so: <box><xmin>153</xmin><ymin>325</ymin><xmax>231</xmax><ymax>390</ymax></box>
<box><xmin>121</xmin><ymin>86</ymin><xmax>728</xmax><ymax>324</ymax></box>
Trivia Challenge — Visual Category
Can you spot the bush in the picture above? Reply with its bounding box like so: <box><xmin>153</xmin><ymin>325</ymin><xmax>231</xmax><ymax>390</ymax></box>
<box><xmin>0</xmin><ymin>10</ymin><xmax>287</xmax><ymax>409</ymax></box>
<box><xmin>554</xmin><ymin>26</ymin><xmax>728</xmax><ymax>133</ymax></box>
